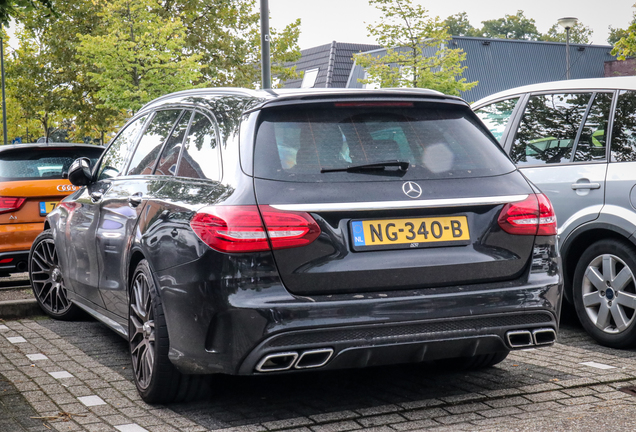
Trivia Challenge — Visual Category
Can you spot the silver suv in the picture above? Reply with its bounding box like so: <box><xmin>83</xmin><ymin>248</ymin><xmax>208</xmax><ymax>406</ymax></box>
<box><xmin>473</xmin><ymin>77</ymin><xmax>636</xmax><ymax>348</ymax></box>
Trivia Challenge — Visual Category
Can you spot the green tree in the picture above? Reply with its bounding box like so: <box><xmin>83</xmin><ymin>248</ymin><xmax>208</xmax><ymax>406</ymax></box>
<box><xmin>540</xmin><ymin>22</ymin><xmax>593</xmax><ymax>44</ymax></box>
<box><xmin>158</xmin><ymin>0</ymin><xmax>301</xmax><ymax>88</ymax></box>
<box><xmin>14</xmin><ymin>0</ymin><xmax>124</xmax><ymax>144</ymax></box>
<box><xmin>76</xmin><ymin>0</ymin><xmax>203</xmax><ymax>113</ymax></box>
<box><xmin>443</xmin><ymin>12</ymin><xmax>477</xmax><ymax>37</ymax></box>
<box><xmin>0</xmin><ymin>0</ymin><xmax>53</xmax><ymax>25</ymax></box>
<box><xmin>7</xmin><ymin>24</ymin><xmax>70</xmax><ymax>141</ymax></box>
<box><xmin>609</xmin><ymin>12</ymin><xmax>636</xmax><ymax>46</ymax></box>
<box><xmin>477</xmin><ymin>11</ymin><xmax>540</xmax><ymax>40</ymax></box>
<box><xmin>354</xmin><ymin>0</ymin><xmax>477</xmax><ymax>95</ymax></box>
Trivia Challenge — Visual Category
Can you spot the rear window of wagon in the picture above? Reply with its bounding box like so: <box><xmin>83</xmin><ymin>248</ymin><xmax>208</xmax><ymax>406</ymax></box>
<box><xmin>0</xmin><ymin>147</ymin><xmax>103</xmax><ymax>180</ymax></box>
<box><xmin>253</xmin><ymin>102</ymin><xmax>515</xmax><ymax>182</ymax></box>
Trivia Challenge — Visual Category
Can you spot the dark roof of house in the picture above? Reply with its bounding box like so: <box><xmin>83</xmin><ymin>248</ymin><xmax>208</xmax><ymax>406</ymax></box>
<box><xmin>346</xmin><ymin>36</ymin><xmax>617</xmax><ymax>102</ymax></box>
<box><xmin>283</xmin><ymin>41</ymin><xmax>380</xmax><ymax>89</ymax></box>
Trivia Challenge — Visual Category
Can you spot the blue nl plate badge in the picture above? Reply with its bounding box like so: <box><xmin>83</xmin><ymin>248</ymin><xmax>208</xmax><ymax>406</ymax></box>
<box><xmin>351</xmin><ymin>221</ymin><xmax>366</xmax><ymax>246</ymax></box>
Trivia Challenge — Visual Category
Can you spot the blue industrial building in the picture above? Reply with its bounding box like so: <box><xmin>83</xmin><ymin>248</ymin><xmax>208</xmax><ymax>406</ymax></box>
<box><xmin>284</xmin><ymin>37</ymin><xmax>617</xmax><ymax>102</ymax></box>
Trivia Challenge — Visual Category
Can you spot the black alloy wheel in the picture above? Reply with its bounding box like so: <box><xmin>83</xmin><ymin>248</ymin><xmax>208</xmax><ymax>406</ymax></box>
<box><xmin>128</xmin><ymin>259</ymin><xmax>206</xmax><ymax>403</ymax></box>
<box><xmin>573</xmin><ymin>239</ymin><xmax>636</xmax><ymax>349</ymax></box>
<box><xmin>29</xmin><ymin>230</ymin><xmax>79</xmax><ymax>320</ymax></box>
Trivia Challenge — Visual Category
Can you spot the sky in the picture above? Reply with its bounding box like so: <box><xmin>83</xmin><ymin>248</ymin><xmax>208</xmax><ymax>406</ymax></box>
<box><xmin>269</xmin><ymin>0</ymin><xmax>635</xmax><ymax>49</ymax></box>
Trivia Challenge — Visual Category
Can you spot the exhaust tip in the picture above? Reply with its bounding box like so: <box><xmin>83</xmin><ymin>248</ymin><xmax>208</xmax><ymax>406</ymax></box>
<box><xmin>533</xmin><ymin>328</ymin><xmax>556</xmax><ymax>345</ymax></box>
<box><xmin>255</xmin><ymin>352</ymin><xmax>298</xmax><ymax>372</ymax></box>
<box><xmin>506</xmin><ymin>330</ymin><xmax>533</xmax><ymax>348</ymax></box>
<box><xmin>295</xmin><ymin>348</ymin><xmax>334</xmax><ymax>369</ymax></box>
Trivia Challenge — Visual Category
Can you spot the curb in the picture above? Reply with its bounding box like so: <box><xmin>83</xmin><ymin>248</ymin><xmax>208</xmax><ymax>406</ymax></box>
<box><xmin>0</xmin><ymin>298</ymin><xmax>43</xmax><ymax>319</ymax></box>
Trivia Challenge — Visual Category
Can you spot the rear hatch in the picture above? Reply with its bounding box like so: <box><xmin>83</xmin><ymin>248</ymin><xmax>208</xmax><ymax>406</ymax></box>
<box><xmin>252</xmin><ymin>100</ymin><xmax>537</xmax><ymax>296</ymax></box>
<box><xmin>0</xmin><ymin>146</ymin><xmax>103</xmax><ymax>225</ymax></box>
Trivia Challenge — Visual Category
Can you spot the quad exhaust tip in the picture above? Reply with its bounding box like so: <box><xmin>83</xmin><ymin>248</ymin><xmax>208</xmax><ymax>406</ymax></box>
<box><xmin>533</xmin><ymin>328</ymin><xmax>557</xmax><ymax>345</ymax></box>
<box><xmin>255</xmin><ymin>348</ymin><xmax>334</xmax><ymax>373</ymax></box>
<box><xmin>506</xmin><ymin>328</ymin><xmax>556</xmax><ymax>349</ymax></box>
<box><xmin>506</xmin><ymin>330</ymin><xmax>533</xmax><ymax>348</ymax></box>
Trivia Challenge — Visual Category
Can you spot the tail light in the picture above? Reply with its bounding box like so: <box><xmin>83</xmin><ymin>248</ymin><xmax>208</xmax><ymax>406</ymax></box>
<box><xmin>497</xmin><ymin>193</ymin><xmax>557</xmax><ymax>236</ymax></box>
<box><xmin>190</xmin><ymin>205</ymin><xmax>321</xmax><ymax>253</ymax></box>
<box><xmin>0</xmin><ymin>197</ymin><xmax>26</xmax><ymax>215</ymax></box>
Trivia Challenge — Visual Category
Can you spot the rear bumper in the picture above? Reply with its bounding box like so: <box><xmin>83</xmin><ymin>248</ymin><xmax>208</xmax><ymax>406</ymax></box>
<box><xmin>0</xmin><ymin>251</ymin><xmax>29</xmax><ymax>274</ymax></box>
<box><xmin>156</xmin><ymin>251</ymin><xmax>562</xmax><ymax>376</ymax></box>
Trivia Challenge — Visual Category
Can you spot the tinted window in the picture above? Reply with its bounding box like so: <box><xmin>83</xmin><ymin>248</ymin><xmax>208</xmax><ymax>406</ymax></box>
<box><xmin>156</xmin><ymin>110</ymin><xmax>192</xmax><ymax>176</ymax></box>
<box><xmin>611</xmin><ymin>90</ymin><xmax>636</xmax><ymax>162</ymax></box>
<box><xmin>511</xmin><ymin>93</ymin><xmax>592</xmax><ymax>166</ymax></box>
<box><xmin>573</xmin><ymin>92</ymin><xmax>612</xmax><ymax>162</ymax></box>
<box><xmin>177</xmin><ymin>112</ymin><xmax>220</xmax><ymax>180</ymax></box>
<box><xmin>254</xmin><ymin>103</ymin><xmax>515</xmax><ymax>182</ymax></box>
<box><xmin>127</xmin><ymin>110</ymin><xmax>183</xmax><ymax>176</ymax></box>
<box><xmin>98</xmin><ymin>116</ymin><xmax>147</xmax><ymax>180</ymax></box>
<box><xmin>474</xmin><ymin>98</ymin><xmax>519</xmax><ymax>143</ymax></box>
<box><xmin>0</xmin><ymin>147</ymin><xmax>103</xmax><ymax>180</ymax></box>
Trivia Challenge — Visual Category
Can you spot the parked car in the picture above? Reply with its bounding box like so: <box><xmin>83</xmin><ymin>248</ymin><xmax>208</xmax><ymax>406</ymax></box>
<box><xmin>473</xmin><ymin>76</ymin><xmax>636</xmax><ymax>349</ymax></box>
<box><xmin>32</xmin><ymin>88</ymin><xmax>562</xmax><ymax>403</ymax></box>
<box><xmin>0</xmin><ymin>143</ymin><xmax>103</xmax><ymax>276</ymax></box>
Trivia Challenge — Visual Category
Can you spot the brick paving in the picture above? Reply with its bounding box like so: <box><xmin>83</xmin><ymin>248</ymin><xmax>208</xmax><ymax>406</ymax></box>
<box><xmin>3</xmin><ymin>315</ymin><xmax>636</xmax><ymax>431</ymax></box>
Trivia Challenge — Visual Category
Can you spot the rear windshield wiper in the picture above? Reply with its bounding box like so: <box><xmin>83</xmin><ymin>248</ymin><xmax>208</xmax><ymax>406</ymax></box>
<box><xmin>320</xmin><ymin>160</ymin><xmax>409</xmax><ymax>173</ymax></box>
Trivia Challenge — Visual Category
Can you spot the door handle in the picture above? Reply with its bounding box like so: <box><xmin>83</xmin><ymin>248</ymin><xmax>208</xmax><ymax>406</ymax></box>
<box><xmin>90</xmin><ymin>191</ymin><xmax>103</xmax><ymax>202</ymax></box>
<box><xmin>128</xmin><ymin>193</ymin><xmax>143</xmax><ymax>207</ymax></box>
<box><xmin>571</xmin><ymin>183</ymin><xmax>601</xmax><ymax>190</ymax></box>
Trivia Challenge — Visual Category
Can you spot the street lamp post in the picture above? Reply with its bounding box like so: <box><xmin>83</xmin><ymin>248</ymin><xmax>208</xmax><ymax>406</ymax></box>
<box><xmin>260</xmin><ymin>0</ymin><xmax>271</xmax><ymax>89</ymax></box>
<box><xmin>558</xmin><ymin>17</ymin><xmax>578</xmax><ymax>80</ymax></box>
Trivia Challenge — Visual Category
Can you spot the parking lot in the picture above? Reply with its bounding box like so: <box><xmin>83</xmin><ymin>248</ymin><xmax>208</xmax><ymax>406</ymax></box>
<box><xmin>4</xmin><ymin>275</ymin><xmax>636</xmax><ymax>431</ymax></box>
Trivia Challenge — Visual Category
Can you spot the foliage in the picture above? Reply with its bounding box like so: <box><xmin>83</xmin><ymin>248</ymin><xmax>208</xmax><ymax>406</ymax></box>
<box><xmin>540</xmin><ymin>22</ymin><xmax>593</xmax><ymax>44</ymax></box>
<box><xmin>157</xmin><ymin>0</ymin><xmax>301</xmax><ymax>88</ymax></box>
<box><xmin>355</xmin><ymin>0</ymin><xmax>477</xmax><ymax>95</ymax></box>
<box><xmin>609</xmin><ymin>12</ymin><xmax>636</xmax><ymax>46</ymax></box>
<box><xmin>76</xmin><ymin>0</ymin><xmax>203</xmax><ymax>114</ymax></box>
<box><xmin>443</xmin><ymin>12</ymin><xmax>478</xmax><ymax>37</ymax></box>
<box><xmin>477</xmin><ymin>11</ymin><xmax>540</xmax><ymax>40</ymax></box>
<box><xmin>6</xmin><ymin>24</ymin><xmax>69</xmax><ymax>141</ymax></box>
<box><xmin>11</xmin><ymin>1</ymin><xmax>124</xmax><ymax>144</ymax></box>
<box><xmin>0</xmin><ymin>0</ymin><xmax>53</xmax><ymax>25</ymax></box>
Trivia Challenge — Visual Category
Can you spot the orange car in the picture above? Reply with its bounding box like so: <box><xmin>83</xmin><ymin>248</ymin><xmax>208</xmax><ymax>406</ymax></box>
<box><xmin>0</xmin><ymin>143</ymin><xmax>103</xmax><ymax>276</ymax></box>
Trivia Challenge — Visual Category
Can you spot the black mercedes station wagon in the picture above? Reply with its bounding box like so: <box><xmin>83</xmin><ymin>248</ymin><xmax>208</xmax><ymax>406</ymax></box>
<box><xmin>30</xmin><ymin>88</ymin><xmax>562</xmax><ymax>403</ymax></box>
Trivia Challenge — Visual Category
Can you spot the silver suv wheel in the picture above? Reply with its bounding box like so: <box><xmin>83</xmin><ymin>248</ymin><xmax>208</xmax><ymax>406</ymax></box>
<box><xmin>574</xmin><ymin>239</ymin><xmax>636</xmax><ymax>348</ymax></box>
<box><xmin>581</xmin><ymin>253</ymin><xmax>636</xmax><ymax>333</ymax></box>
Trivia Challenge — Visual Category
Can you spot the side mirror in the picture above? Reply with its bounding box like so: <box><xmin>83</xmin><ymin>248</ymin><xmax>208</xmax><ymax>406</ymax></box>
<box><xmin>68</xmin><ymin>157</ymin><xmax>93</xmax><ymax>186</ymax></box>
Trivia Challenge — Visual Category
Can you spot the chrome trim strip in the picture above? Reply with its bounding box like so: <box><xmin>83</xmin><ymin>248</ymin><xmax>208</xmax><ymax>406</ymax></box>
<box><xmin>270</xmin><ymin>194</ymin><xmax>528</xmax><ymax>212</ymax></box>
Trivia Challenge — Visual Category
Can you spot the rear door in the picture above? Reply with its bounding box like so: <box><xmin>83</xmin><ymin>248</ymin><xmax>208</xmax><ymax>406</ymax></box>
<box><xmin>96</xmin><ymin>109</ymin><xmax>187</xmax><ymax>318</ymax></box>
<box><xmin>506</xmin><ymin>92</ymin><xmax>612</xmax><ymax>238</ymax></box>
<box><xmin>252</xmin><ymin>101</ymin><xmax>536</xmax><ymax>296</ymax></box>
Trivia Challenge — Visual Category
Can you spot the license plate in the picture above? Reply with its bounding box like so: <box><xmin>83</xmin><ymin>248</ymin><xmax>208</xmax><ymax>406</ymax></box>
<box><xmin>39</xmin><ymin>201</ymin><xmax>58</xmax><ymax>216</ymax></box>
<box><xmin>351</xmin><ymin>216</ymin><xmax>470</xmax><ymax>250</ymax></box>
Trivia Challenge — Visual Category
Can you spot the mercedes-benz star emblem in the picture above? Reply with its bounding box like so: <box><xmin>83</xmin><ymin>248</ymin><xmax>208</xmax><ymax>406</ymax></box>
<box><xmin>402</xmin><ymin>181</ymin><xmax>422</xmax><ymax>199</ymax></box>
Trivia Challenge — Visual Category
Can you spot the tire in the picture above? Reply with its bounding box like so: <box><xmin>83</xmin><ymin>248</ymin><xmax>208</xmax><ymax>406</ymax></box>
<box><xmin>28</xmin><ymin>230</ymin><xmax>80</xmax><ymax>320</ymax></box>
<box><xmin>437</xmin><ymin>351</ymin><xmax>509</xmax><ymax>370</ymax></box>
<box><xmin>128</xmin><ymin>259</ymin><xmax>206</xmax><ymax>404</ymax></box>
<box><xmin>573</xmin><ymin>239</ymin><xmax>636</xmax><ymax>348</ymax></box>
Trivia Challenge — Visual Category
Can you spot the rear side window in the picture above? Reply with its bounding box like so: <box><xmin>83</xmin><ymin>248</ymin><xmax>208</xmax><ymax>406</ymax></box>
<box><xmin>0</xmin><ymin>147</ymin><xmax>103</xmax><ymax>180</ymax></box>
<box><xmin>573</xmin><ymin>92</ymin><xmax>612</xmax><ymax>162</ymax></box>
<box><xmin>611</xmin><ymin>90</ymin><xmax>636</xmax><ymax>162</ymax></box>
<box><xmin>98</xmin><ymin>115</ymin><xmax>147</xmax><ymax>180</ymax></box>
<box><xmin>474</xmin><ymin>98</ymin><xmax>519</xmax><ymax>143</ymax></box>
<box><xmin>253</xmin><ymin>102</ymin><xmax>514</xmax><ymax>182</ymax></box>
<box><xmin>127</xmin><ymin>109</ymin><xmax>183</xmax><ymax>176</ymax></box>
<box><xmin>155</xmin><ymin>110</ymin><xmax>192</xmax><ymax>176</ymax></box>
<box><xmin>177</xmin><ymin>112</ymin><xmax>221</xmax><ymax>180</ymax></box>
<box><xmin>511</xmin><ymin>93</ymin><xmax>591</xmax><ymax>166</ymax></box>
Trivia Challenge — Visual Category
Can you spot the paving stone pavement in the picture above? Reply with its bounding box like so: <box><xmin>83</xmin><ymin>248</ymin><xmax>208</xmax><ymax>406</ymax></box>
<box><xmin>4</xmin><ymin>315</ymin><xmax>636</xmax><ymax>431</ymax></box>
